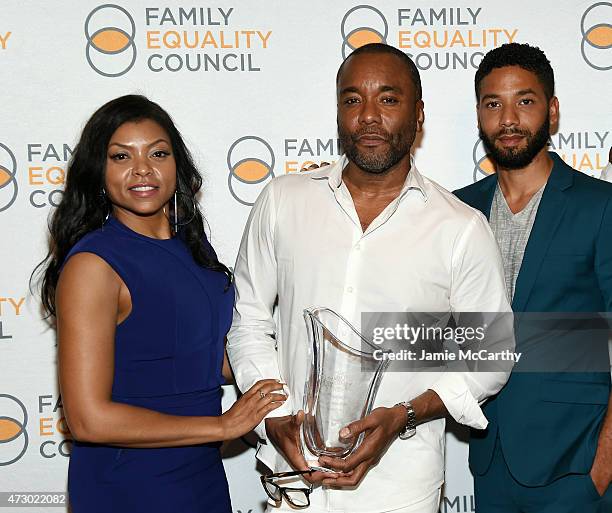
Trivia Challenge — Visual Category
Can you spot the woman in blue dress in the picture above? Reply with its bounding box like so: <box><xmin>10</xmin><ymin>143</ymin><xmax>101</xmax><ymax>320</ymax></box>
<box><xmin>36</xmin><ymin>95</ymin><xmax>286</xmax><ymax>512</ymax></box>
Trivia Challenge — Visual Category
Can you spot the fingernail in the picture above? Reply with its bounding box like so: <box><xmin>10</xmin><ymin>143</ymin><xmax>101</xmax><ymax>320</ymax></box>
<box><xmin>339</xmin><ymin>427</ymin><xmax>350</xmax><ymax>438</ymax></box>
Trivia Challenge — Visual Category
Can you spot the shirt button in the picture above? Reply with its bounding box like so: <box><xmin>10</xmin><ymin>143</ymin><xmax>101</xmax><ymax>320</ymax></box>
<box><xmin>347</xmin><ymin>286</ymin><xmax>354</xmax><ymax>293</ymax></box>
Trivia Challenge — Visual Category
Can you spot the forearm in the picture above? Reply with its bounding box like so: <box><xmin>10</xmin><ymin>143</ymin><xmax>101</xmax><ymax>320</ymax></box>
<box><xmin>66</xmin><ymin>400</ymin><xmax>225</xmax><ymax>447</ymax></box>
<box><xmin>385</xmin><ymin>389</ymin><xmax>447</xmax><ymax>437</ymax></box>
<box><xmin>226</xmin><ymin>314</ymin><xmax>294</xmax><ymax>441</ymax></box>
<box><xmin>227</xmin><ymin>330</ymin><xmax>283</xmax><ymax>390</ymax></box>
<box><xmin>410</xmin><ymin>389</ymin><xmax>447</xmax><ymax>425</ymax></box>
<box><xmin>428</xmin><ymin>372</ymin><xmax>491</xmax><ymax>429</ymax></box>
<box><xmin>227</xmin><ymin>315</ymin><xmax>291</xmax><ymax>412</ymax></box>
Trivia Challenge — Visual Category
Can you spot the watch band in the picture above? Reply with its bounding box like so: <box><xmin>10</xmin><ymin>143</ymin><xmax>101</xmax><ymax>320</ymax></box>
<box><xmin>395</xmin><ymin>401</ymin><xmax>417</xmax><ymax>439</ymax></box>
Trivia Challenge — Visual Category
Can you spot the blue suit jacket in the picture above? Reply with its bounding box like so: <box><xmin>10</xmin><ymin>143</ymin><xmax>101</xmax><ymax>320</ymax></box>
<box><xmin>455</xmin><ymin>152</ymin><xmax>612</xmax><ymax>486</ymax></box>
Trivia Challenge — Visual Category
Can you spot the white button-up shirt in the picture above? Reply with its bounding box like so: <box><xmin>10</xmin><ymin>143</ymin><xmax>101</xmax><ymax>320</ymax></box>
<box><xmin>227</xmin><ymin>156</ymin><xmax>511</xmax><ymax>511</ymax></box>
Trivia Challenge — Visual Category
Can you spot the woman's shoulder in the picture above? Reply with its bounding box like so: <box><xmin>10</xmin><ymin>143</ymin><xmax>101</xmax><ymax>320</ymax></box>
<box><xmin>63</xmin><ymin>223</ymin><xmax>128</xmax><ymax>273</ymax></box>
<box><xmin>68</xmin><ymin>225</ymin><xmax>110</xmax><ymax>254</ymax></box>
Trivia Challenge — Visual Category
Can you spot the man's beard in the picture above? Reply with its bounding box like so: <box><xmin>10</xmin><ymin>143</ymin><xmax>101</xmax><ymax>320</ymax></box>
<box><xmin>339</xmin><ymin>124</ymin><xmax>415</xmax><ymax>174</ymax></box>
<box><xmin>479</xmin><ymin>116</ymin><xmax>550</xmax><ymax>170</ymax></box>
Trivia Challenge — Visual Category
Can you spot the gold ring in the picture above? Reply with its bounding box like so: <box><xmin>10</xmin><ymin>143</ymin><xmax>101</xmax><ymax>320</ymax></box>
<box><xmin>259</xmin><ymin>390</ymin><xmax>266</xmax><ymax>399</ymax></box>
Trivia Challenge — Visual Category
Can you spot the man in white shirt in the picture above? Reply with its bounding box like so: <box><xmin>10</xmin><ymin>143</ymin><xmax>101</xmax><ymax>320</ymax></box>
<box><xmin>227</xmin><ymin>43</ymin><xmax>512</xmax><ymax>513</ymax></box>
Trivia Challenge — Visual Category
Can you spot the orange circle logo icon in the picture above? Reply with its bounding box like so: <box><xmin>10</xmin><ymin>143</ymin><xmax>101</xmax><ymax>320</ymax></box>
<box><xmin>0</xmin><ymin>143</ymin><xmax>18</xmax><ymax>213</ymax></box>
<box><xmin>227</xmin><ymin>136</ymin><xmax>275</xmax><ymax>206</ymax></box>
<box><xmin>581</xmin><ymin>2</ymin><xmax>612</xmax><ymax>71</ymax></box>
<box><xmin>0</xmin><ymin>394</ymin><xmax>28</xmax><ymax>466</ymax></box>
<box><xmin>473</xmin><ymin>139</ymin><xmax>496</xmax><ymax>182</ymax></box>
<box><xmin>340</xmin><ymin>5</ymin><xmax>388</xmax><ymax>58</ymax></box>
<box><xmin>85</xmin><ymin>4</ymin><xmax>136</xmax><ymax>77</ymax></box>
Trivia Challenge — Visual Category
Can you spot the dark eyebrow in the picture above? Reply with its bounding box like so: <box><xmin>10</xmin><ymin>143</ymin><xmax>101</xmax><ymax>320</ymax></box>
<box><xmin>339</xmin><ymin>86</ymin><xmax>359</xmax><ymax>96</ymax></box>
<box><xmin>516</xmin><ymin>88</ymin><xmax>537</xmax><ymax>96</ymax></box>
<box><xmin>480</xmin><ymin>88</ymin><xmax>539</xmax><ymax>103</ymax></box>
<box><xmin>108</xmin><ymin>138</ymin><xmax>170</xmax><ymax>149</ymax></box>
<box><xmin>480</xmin><ymin>93</ymin><xmax>499</xmax><ymax>103</ymax></box>
<box><xmin>380</xmin><ymin>85</ymin><xmax>402</xmax><ymax>94</ymax></box>
<box><xmin>339</xmin><ymin>85</ymin><xmax>403</xmax><ymax>96</ymax></box>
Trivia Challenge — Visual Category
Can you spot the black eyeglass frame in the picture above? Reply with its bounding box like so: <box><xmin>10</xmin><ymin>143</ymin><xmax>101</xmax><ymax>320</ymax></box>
<box><xmin>260</xmin><ymin>470</ymin><xmax>314</xmax><ymax>509</ymax></box>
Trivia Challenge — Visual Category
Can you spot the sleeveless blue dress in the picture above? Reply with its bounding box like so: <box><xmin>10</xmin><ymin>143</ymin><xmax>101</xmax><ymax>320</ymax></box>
<box><xmin>65</xmin><ymin>217</ymin><xmax>234</xmax><ymax>513</ymax></box>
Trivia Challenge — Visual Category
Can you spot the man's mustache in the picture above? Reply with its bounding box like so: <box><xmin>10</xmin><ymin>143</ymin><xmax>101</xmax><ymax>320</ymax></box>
<box><xmin>495</xmin><ymin>128</ymin><xmax>530</xmax><ymax>138</ymax></box>
<box><xmin>351</xmin><ymin>128</ymin><xmax>391</xmax><ymax>141</ymax></box>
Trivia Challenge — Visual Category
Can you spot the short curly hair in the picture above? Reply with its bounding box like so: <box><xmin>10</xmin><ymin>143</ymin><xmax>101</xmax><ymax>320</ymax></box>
<box><xmin>475</xmin><ymin>43</ymin><xmax>555</xmax><ymax>101</ymax></box>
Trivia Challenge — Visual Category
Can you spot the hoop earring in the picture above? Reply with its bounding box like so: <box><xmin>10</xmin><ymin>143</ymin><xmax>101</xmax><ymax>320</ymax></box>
<box><xmin>173</xmin><ymin>190</ymin><xmax>197</xmax><ymax>232</ymax></box>
<box><xmin>100</xmin><ymin>188</ymin><xmax>111</xmax><ymax>226</ymax></box>
<box><xmin>173</xmin><ymin>191</ymin><xmax>177</xmax><ymax>233</ymax></box>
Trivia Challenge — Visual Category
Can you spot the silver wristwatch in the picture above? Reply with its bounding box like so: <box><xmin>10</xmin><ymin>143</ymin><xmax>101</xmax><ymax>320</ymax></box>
<box><xmin>395</xmin><ymin>401</ymin><xmax>417</xmax><ymax>439</ymax></box>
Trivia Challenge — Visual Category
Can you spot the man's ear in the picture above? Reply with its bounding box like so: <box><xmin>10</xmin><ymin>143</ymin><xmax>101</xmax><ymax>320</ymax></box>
<box><xmin>415</xmin><ymin>100</ymin><xmax>425</xmax><ymax>133</ymax></box>
<box><xmin>549</xmin><ymin>96</ymin><xmax>559</xmax><ymax>128</ymax></box>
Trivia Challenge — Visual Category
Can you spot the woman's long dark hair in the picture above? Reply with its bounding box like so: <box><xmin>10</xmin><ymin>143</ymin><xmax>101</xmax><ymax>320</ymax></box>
<box><xmin>35</xmin><ymin>94</ymin><xmax>232</xmax><ymax>317</ymax></box>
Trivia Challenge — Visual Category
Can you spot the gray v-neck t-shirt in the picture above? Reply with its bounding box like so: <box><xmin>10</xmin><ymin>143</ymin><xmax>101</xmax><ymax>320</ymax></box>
<box><xmin>490</xmin><ymin>184</ymin><xmax>545</xmax><ymax>300</ymax></box>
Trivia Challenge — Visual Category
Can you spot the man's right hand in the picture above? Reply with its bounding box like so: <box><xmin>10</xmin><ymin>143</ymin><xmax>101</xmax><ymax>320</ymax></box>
<box><xmin>265</xmin><ymin>412</ymin><xmax>340</xmax><ymax>484</ymax></box>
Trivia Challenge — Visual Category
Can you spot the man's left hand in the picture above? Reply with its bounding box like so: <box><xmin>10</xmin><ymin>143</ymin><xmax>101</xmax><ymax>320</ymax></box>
<box><xmin>590</xmin><ymin>393</ymin><xmax>612</xmax><ymax>497</ymax></box>
<box><xmin>318</xmin><ymin>405</ymin><xmax>406</xmax><ymax>487</ymax></box>
<box><xmin>590</xmin><ymin>454</ymin><xmax>612</xmax><ymax>497</ymax></box>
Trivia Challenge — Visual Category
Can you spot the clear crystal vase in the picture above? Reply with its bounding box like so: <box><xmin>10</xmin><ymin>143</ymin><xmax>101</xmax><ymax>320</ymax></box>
<box><xmin>301</xmin><ymin>307</ymin><xmax>390</xmax><ymax>471</ymax></box>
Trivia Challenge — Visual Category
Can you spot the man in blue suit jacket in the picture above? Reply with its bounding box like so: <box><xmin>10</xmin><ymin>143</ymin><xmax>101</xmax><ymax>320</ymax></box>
<box><xmin>455</xmin><ymin>43</ymin><xmax>612</xmax><ymax>512</ymax></box>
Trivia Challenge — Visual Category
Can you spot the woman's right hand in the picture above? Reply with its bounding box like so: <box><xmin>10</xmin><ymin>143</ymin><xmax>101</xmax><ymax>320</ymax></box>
<box><xmin>220</xmin><ymin>379</ymin><xmax>287</xmax><ymax>440</ymax></box>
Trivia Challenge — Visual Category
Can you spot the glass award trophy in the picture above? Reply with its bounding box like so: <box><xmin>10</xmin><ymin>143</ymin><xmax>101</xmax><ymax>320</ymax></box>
<box><xmin>301</xmin><ymin>307</ymin><xmax>390</xmax><ymax>472</ymax></box>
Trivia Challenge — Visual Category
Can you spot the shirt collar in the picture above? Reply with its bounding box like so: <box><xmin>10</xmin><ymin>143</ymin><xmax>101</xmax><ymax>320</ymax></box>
<box><xmin>309</xmin><ymin>154</ymin><xmax>428</xmax><ymax>202</ymax></box>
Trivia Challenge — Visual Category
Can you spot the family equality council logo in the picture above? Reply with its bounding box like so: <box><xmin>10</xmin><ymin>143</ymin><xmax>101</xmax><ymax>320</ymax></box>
<box><xmin>472</xmin><ymin>139</ymin><xmax>495</xmax><ymax>182</ymax></box>
<box><xmin>581</xmin><ymin>2</ymin><xmax>612</xmax><ymax>71</ymax></box>
<box><xmin>340</xmin><ymin>5</ymin><xmax>388</xmax><ymax>58</ymax></box>
<box><xmin>227</xmin><ymin>136</ymin><xmax>275</xmax><ymax>206</ymax></box>
<box><xmin>85</xmin><ymin>4</ymin><xmax>137</xmax><ymax>77</ymax></box>
<box><xmin>0</xmin><ymin>394</ymin><xmax>28</xmax><ymax>466</ymax></box>
<box><xmin>0</xmin><ymin>143</ymin><xmax>18</xmax><ymax>213</ymax></box>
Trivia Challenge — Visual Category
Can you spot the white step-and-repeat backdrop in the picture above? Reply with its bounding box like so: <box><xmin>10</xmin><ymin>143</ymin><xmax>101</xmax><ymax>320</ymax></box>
<box><xmin>1</xmin><ymin>1</ymin><xmax>610</xmax><ymax>512</ymax></box>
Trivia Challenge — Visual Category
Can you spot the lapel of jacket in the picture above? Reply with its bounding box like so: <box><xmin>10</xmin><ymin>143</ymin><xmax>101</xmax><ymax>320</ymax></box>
<box><xmin>475</xmin><ymin>174</ymin><xmax>498</xmax><ymax>220</ymax></box>
<box><xmin>512</xmin><ymin>153</ymin><xmax>574</xmax><ymax>311</ymax></box>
